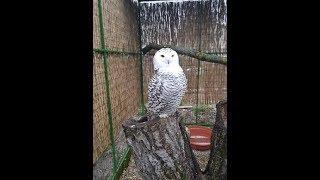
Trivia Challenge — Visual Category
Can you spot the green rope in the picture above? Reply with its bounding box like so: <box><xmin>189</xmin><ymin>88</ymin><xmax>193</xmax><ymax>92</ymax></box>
<box><xmin>97</xmin><ymin>0</ymin><xmax>118</xmax><ymax>171</ymax></box>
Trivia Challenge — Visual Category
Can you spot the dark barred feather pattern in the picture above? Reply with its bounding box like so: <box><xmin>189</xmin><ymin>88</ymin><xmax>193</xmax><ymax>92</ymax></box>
<box><xmin>147</xmin><ymin>70</ymin><xmax>187</xmax><ymax>119</ymax></box>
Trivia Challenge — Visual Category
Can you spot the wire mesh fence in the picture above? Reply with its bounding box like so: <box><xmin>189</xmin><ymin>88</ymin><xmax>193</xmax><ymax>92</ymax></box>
<box><xmin>93</xmin><ymin>0</ymin><xmax>141</xmax><ymax>165</ymax></box>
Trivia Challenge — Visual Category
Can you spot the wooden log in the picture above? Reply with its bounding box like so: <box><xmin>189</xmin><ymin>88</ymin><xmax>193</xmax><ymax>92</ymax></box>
<box><xmin>141</xmin><ymin>43</ymin><xmax>227</xmax><ymax>65</ymax></box>
<box><xmin>122</xmin><ymin>113</ymin><xmax>201</xmax><ymax>180</ymax></box>
<box><xmin>122</xmin><ymin>100</ymin><xmax>227</xmax><ymax>180</ymax></box>
<box><xmin>204</xmin><ymin>100</ymin><xmax>227</xmax><ymax>180</ymax></box>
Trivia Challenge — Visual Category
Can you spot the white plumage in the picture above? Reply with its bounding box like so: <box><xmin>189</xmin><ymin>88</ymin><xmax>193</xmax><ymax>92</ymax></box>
<box><xmin>147</xmin><ymin>48</ymin><xmax>187</xmax><ymax>119</ymax></box>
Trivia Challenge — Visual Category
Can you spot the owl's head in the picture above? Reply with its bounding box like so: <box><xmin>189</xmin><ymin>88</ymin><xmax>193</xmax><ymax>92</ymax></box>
<box><xmin>153</xmin><ymin>48</ymin><xmax>180</xmax><ymax>71</ymax></box>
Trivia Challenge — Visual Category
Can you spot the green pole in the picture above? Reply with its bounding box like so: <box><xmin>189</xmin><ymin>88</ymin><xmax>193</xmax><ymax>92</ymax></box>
<box><xmin>137</xmin><ymin>0</ymin><xmax>146</xmax><ymax>114</ymax></box>
<box><xmin>195</xmin><ymin>1</ymin><xmax>203</xmax><ymax>122</ymax></box>
<box><xmin>97</xmin><ymin>0</ymin><xmax>117</xmax><ymax>170</ymax></box>
<box><xmin>196</xmin><ymin>60</ymin><xmax>201</xmax><ymax>122</ymax></box>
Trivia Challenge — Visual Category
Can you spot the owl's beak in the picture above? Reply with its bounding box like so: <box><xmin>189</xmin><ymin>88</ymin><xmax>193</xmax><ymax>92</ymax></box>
<box><xmin>166</xmin><ymin>59</ymin><xmax>170</xmax><ymax>64</ymax></box>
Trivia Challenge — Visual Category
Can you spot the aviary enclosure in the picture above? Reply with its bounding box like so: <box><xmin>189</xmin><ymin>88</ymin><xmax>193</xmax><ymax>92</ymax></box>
<box><xmin>93</xmin><ymin>0</ymin><xmax>227</xmax><ymax>179</ymax></box>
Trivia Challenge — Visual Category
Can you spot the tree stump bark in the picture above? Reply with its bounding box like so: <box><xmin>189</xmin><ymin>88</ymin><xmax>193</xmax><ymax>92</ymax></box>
<box><xmin>122</xmin><ymin>112</ymin><xmax>201</xmax><ymax>180</ymax></box>
<box><xmin>123</xmin><ymin>100</ymin><xmax>227</xmax><ymax>180</ymax></box>
<box><xmin>204</xmin><ymin>100</ymin><xmax>227</xmax><ymax>180</ymax></box>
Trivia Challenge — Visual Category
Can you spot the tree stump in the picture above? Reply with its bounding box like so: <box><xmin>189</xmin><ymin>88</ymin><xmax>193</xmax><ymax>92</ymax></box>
<box><xmin>204</xmin><ymin>100</ymin><xmax>227</xmax><ymax>180</ymax></box>
<box><xmin>123</xmin><ymin>100</ymin><xmax>227</xmax><ymax>180</ymax></box>
<box><xmin>122</xmin><ymin>112</ymin><xmax>201</xmax><ymax>180</ymax></box>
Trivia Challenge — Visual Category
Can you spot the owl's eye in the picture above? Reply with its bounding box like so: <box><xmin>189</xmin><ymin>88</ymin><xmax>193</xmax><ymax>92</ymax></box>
<box><xmin>161</xmin><ymin>55</ymin><xmax>165</xmax><ymax>57</ymax></box>
<box><xmin>171</xmin><ymin>55</ymin><xmax>174</xmax><ymax>57</ymax></box>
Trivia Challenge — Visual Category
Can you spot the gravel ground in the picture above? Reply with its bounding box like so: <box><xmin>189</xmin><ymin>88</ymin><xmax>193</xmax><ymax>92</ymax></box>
<box><xmin>193</xmin><ymin>149</ymin><xmax>211</xmax><ymax>171</ymax></box>
<box><xmin>120</xmin><ymin>157</ymin><xmax>141</xmax><ymax>180</ymax></box>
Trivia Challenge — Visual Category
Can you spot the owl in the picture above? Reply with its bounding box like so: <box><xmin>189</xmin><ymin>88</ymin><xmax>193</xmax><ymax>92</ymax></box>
<box><xmin>147</xmin><ymin>48</ymin><xmax>187</xmax><ymax>120</ymax></box>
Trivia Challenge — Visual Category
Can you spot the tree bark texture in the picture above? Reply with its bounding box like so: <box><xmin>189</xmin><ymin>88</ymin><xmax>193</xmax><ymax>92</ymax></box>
<box><xmin>204</xmin><ymin>100</ymin><xmax>227</xmax><ymax>180</ymax></box>
<box><xmin>123</xmin><ymin>100</ymin><xmax>227</xmax><ymax>180</ymax></box>
<box><xmin>122</xmin><ymin>112</ymin><xmax>200</xmax><ymax>180</ymax></box>
<box><xmin>141</xmin><ymin>43</ymin><xmax>227</xmax><ymax>65</ymax></box>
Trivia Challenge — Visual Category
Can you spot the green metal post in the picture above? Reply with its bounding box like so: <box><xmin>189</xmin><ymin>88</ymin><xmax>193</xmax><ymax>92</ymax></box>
<box><xmin>137</xmin><ymin>0</ymin><xmax>146</xmax><ymax>114</ymax></box>
<box><xmin>97</xmin><ymin>0</ymin><xmax>118</xmax><ymax>170</ymax></box>
<box><xmin>195</xmin><ymin>1</ymin><xmax>203</xmax><ymax>122</ymax></box>
<box><xmin>196</xmin><ymin>61</ymin><xmax>201</xmax><ymax>122</ymax></box>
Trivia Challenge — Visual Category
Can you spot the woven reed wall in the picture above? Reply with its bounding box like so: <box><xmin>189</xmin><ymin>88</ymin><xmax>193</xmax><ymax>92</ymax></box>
<box><xmin>93</xmin><ymin>0</ymin><xmax>140</xmax><ymax>163</ymax></box>
<box><xmin>141</xmin><ymin>0</ymin><xmax>227</xmax><ymax>106</ymax></box>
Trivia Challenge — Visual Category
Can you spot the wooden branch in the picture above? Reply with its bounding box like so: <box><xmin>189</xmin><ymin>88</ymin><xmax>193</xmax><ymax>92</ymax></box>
<box><xmin>141</xmin><ymin>43</ymin><xmax>227</xmax><ymax>65</ymax></box>
<box><xmin>178</xmin><ymin>105</ymin><xmax>193</xmax><ymax>109</ymax></box>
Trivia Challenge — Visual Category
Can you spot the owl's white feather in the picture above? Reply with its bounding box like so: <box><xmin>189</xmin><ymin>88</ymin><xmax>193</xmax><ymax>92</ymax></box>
<box><xmin>147</xmin><ymin>48</ymin><xmax>187</xmax><ymax>119</ymax></box>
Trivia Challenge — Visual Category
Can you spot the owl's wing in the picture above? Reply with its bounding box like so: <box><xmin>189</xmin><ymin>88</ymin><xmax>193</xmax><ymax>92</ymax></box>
<box><xmin>147</xmin><ymin>74</ymin><xmax>167</xmax><ymax>116</ymax></box>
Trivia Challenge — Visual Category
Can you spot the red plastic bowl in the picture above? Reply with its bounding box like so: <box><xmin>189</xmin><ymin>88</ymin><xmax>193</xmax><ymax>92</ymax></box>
<box><xmin>188</xmin><ymin>126</ymin><xmax>212</xmax><ymax>151</ymax></box>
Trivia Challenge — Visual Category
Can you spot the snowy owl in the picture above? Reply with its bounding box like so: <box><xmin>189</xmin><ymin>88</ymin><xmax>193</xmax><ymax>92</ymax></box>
<box><xmin>147</xmin><ymin>48</ymin><xmax>187</xmax><ymax>120</ymax></box>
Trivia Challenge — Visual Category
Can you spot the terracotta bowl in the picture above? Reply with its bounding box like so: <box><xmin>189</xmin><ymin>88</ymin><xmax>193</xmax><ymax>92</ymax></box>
<box><xmin>188</xmin><ymin>125</ymin><xmax>212</xmax><ymax>151</ymax></box>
